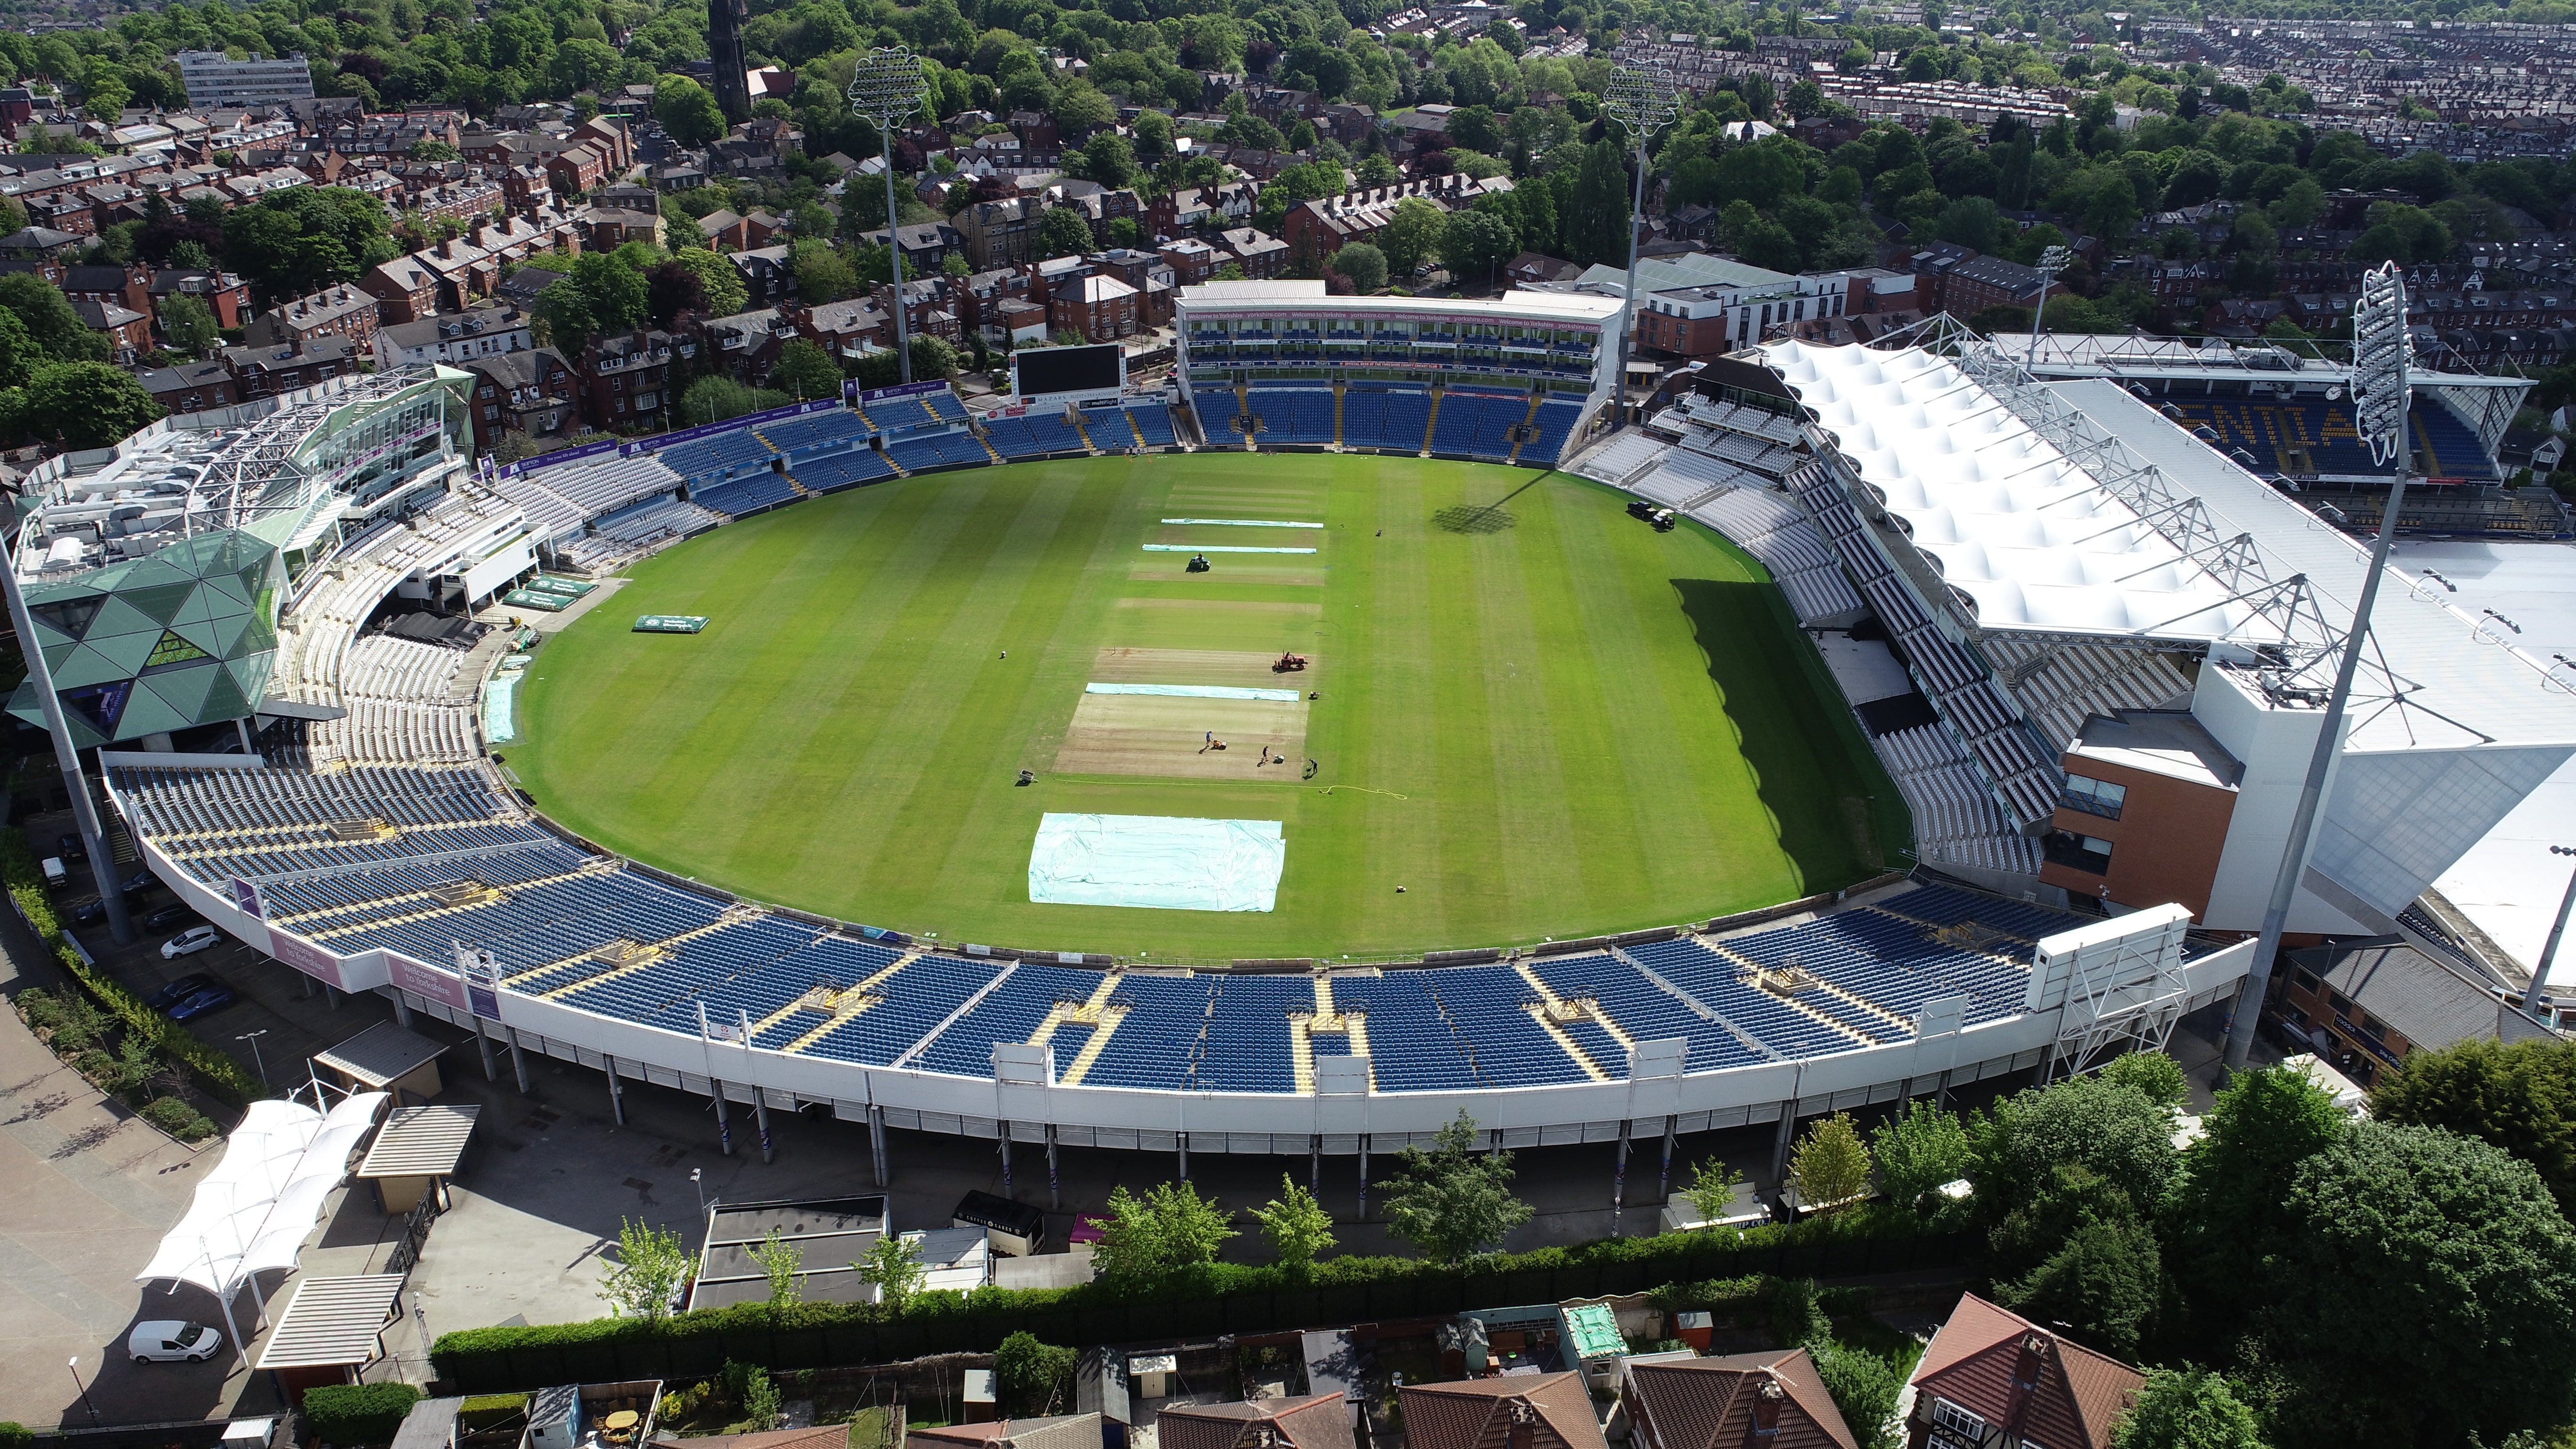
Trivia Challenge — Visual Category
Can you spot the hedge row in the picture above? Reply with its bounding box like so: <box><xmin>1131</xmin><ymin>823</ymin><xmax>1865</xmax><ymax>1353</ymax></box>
<box><xmin>432</xmin><ymin>1207</ymin><xmax>1971</xmax><ymax>1392</ymax></box>
<box><xmin>304</xmin><ymin>1383</ymin><xmax>422</xmax><ymax>1446</ymax></box>
<box><xmin>0</xmin><ymin>831</ymin><xmax>265</xmax><ymax>1107</ymax></box>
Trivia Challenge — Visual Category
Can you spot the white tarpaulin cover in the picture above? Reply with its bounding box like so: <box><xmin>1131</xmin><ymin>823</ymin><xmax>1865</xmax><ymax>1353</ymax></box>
<box><xmin>1141</xmin><ymin>545</ymin><xmax>1317</xmax><ymax>554</ymax></box>
<box><xmin>1028</xmin><ymin>813</ymin><xmax>1286</xmax><ymax>912</ymax></box>
<box><xmin>137</xmin><ymin>1092</ymin><xmax>389</xmax><ymax>1294</ymax></box>
<box><xmin>1158</xmin><ymin>519</ymin><xmax>1325</xmax><ymax>528</ymax></box>
<box><xmin>1085</xmin><ymin>683</ymin><xmax>1303</xmax><ymax>702</ymax></box>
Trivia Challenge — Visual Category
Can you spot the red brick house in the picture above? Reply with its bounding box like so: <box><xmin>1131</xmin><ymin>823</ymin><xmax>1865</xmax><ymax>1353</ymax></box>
<box><xmin>462</xmin><ymin>346</ymin><xmax>582</xmax><ymax>451</ymax></box>
<box><xmin>246</xmin><ymin>285</ymin><xmax>380</xmax><ymax>354</ymax></box>
<box><xmin>72</xmin><ymin>299</ymin><xmax>151</xmax><ymax>363</ymax></box>
<box><xmin>1905</xmin><ymin>1296</ymin><xmax>2145</xmax><ymax>1449</ymax></box>
<box><xmin>575</xmin><ymin>328</ymin><xmax>677</xmax><ymax>431</ymax></box>
<box><xmin>1048</xmin><ymin>273</ymin><xmax>1141</xmax><ymax>342</ymax></box>
<box><xmin>1625</xmin><ymin>1350</ymin><xmax>1856</xmax><ymax>1449</ymax></box>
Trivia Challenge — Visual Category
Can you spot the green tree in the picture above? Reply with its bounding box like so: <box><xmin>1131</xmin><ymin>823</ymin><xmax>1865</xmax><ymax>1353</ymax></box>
<box><xmin>656</xmin><ymin>74</ymin><xmax>726</xmax><ymax>148</ymax></box>
<box><xmin>1036</xmin><ymin>206</ymin><xmax>1096</xmax><ymax>260</ymax></box>
<box><xmin>671</xmin><ymin>248</ymin><xmax>749</xmax><ymax>319</ymax></box>
<box><xmin>535</xmin><ymin>252</ymin><xmax>649</xmax><ymax>347</ymax></box>
<box><xmin>2259</xmin><ymin>1122</ymin><xmax>2576</xmax><ymax>1449</ymax></box>
<box><xmin>1811</xmin><ymin>1342</ymin><xmax>1904</xmax><ymax>1449</ymax></box>
<box><xmin>1131</xmin><ymin>109</ymin><xmax>1175</xmax><ymax>163</ymax></box>
<box><xmin>1376</xmin><ymin>195</ymin><xmax>1447</xmax><ymax>278</ymax></box>
<box><xmin>1933</xmin><ymin>195</ymin><xmax>2003</xmax><ymax>253</ymax></box>
<box><xmin>1080</xmin><ymin>131</ymin><xmax>1138</xmax><ymax>189</ymax></box>
<box><xmin>681</xmin><ymin>375</ymin><xmax>790</xmax><ymax>426</ymax></box>
<box><xmin>1790</xmin><ymin>1112</ymin><xmax>1873</xmax><ymax>1212</ymax></box>
<box><xmin>1249</xmin><ymin>1175</ymin><xmax>1336</xmax><ymax>1279</ymax></box>
<box><xmin>1871</xmin><ymin>1101</ymin><xmax>1972</xmax><ymax>1212</ymax></box>
<box><xmin>0</xmin><ymin>274</ymin><xmax>105</xmax><ymax>364</ymax></box>
<box><xmin>597</xmin><ymin>1217</ymin><xmax>689</xmax><ymax>1320</ymax></box>
<box><xmin>993</xmin><ymin>1332</ymin><xmax>1076</xmax><ymax>1417</ymax></box>
<box><xmin>1093</xmin><ymin>1180</ymin><xmax>1236</xmax><ymax>1284</ymax></box>
<box><xmin>219</xmin><ymin>187</ymin><xmax>394</xmax><ymax>303</ymax></box>
<box><xmin>158</xmin><ymin>293</ymin><xmax>219</xmax><ymax>357</ymax></box>
<box><xmin>411</xmin><ymin>138</ymin><xmax>461</xmax><ymax>161</ymax></box>
<box><xmin>1436</xmin><ymin>209</ymin><xmax>1517</xmax><ymax>290</ymax></box>
<box><xmin>1381</xmin><ymin>1111</ymin><xmax>1533</xmax><ymax>1262</ymax></box>
<box><xmin>2164</xmin><ymin>1064</ymin><xmax>2347</xmax><ymax>1347</ymax></box>
<box><xmin>1682</xmin><ymin>1157</ymin><xmax>1742</xmax><ymax>1223</ymax></box>
<box><xmin>792</xmin><ymin>238</ymin><xmax>860</xmax><ymax>303</ymax></box>
<box><xmin>1998</xmin><ymin>1213</ymin><xmax>2162</xmax><ymax>1359</ymax></box>
<box><xmin>747</xmin><ymin>1228</ymin><xmax>802</xmax><ymax>1308</ymax></box>
<box><xmin>27</xmin><ymin>363</ymin><xmax>161</xmax><ymax>449</ymax></box>
<box><xmin>2372</xmin><ymin>1038</ymin><xmax>2576</xmax><ymax>1215</ymax></box>
<box><xmin>1562</xmin><ymin>139</ymin><xmax>1630</xmax><ymax>266</ymax></box>
<box><xmin>1355</xmin><ymin>153</ymin><xmax>1401</xmax><ymax>188</ymax></box>
<box><xmin>852</xmin><ymin>1233</ymin><xmax>926</xmax><ymax>1312</ymax></box>
<box><xmin>1972</xmin><ymin>1071</ymin><xmax>2178</xmax><ymax>1224</ymax></box>
<box><xmin>2112</xmin><ymin>1369</ymin><xmax>2266</xmax><ymax>1449</ymax></box>
<box><xmin>2104</xmin><ymin>1052</ymin><xmax>2190</xmax><ymax>1110</ymax></box>
<box><xmin>771</xmin><ymin>338</ymin><xmax>843</xmax><ymax>399</ymax></box>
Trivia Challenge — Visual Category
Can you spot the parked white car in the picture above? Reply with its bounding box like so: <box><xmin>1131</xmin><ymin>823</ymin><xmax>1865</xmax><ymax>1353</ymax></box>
<box><xmin>160</xmin><ymin>925</ymin><xmax>221</xmax><ymax>959</ymax></box>
<box><xmin>128</xmin><ymin>1320</ymin><xmax>222</xmax><ymax>1363</ymax></box>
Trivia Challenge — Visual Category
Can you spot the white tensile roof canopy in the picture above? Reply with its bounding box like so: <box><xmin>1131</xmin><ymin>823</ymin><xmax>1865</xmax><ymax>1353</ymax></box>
<box><xmin>137</xmin><ymin>1092</ymin><xmax>388</xmax><ymax>1296</ymax></box>
<box><xmin>1764</xmin><ymin>340</ymin><xmax>2261</xmax><ymax>643</ymax></box>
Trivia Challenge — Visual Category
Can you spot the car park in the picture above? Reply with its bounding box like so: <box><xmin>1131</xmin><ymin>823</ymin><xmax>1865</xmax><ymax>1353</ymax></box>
<box><xmin>126</xmin><ymin>1321</ymin><xmax>221</xmax><ymax>1363</ymax></box>
<box><xmin>159</xmin><ymin>925</ymin><xmax>221</xmax><ymax>958</ymax></box>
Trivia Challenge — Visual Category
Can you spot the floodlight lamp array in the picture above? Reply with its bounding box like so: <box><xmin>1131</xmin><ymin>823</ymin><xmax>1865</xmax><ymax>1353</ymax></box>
<box><xmin>1603</xmin><ymin>64</ymin><xmax>1682</xmax><ymax>146</ymax></box>
<box><xmin>845</xmin><ymin>47</ymin><xmax>930</xmax><ymax>128</ymax></box>
<box><xmin>2350</xmin><ymin>261</ymin><xmax>2414</xmax><ymax>469</ymax></box>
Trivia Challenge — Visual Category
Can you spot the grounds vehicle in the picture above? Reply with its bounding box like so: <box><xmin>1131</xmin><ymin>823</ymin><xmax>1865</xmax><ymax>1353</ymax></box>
<box><xmin>128</xmin><ymin>1321</ymin><xmax>221</xmax><ymax>1363</ymax></box>
<box><xmin>160</xmin><ymin>925</ymin><xmax>221</xmax><ymax>959</ymax></box>
<box><xmin>40</xmin><ymin>857</ymin><xmax>66</xmax><ymax>887</ymax></box>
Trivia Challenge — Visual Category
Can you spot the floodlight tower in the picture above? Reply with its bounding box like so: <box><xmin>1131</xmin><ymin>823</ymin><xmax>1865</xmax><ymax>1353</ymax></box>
<box><xmin>2222</xmin><ymin>261</ymin><xmax>2415</xmax><ymax>1071</ymax></box>
<box><xmin>1603</xmin><ymin>64</ymin><xmax>1683</xmax><ymax>427</ymax></box>
<box><xmin>847</xmin><ymin>48</ymin><xmax>932</xmax><ymax>385</ymax></box>
<box><xmin>2025</xmin><ymin>243</ymin><xmax>2070</xmax><ymax>366</ymax></box>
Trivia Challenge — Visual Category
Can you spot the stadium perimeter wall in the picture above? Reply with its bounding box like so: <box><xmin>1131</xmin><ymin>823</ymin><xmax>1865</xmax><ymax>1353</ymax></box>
<box><xmin>114</xmin><ymin>758</ymin><xmax>2256</xmax><ymax>1151</ymax></box>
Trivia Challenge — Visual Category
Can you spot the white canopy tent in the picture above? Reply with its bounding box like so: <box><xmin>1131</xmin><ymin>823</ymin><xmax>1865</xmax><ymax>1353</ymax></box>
<box><xmin>137</xmin><ymin>1093</ymin><xmax>389</xmax><ymax>1313</ymax></box>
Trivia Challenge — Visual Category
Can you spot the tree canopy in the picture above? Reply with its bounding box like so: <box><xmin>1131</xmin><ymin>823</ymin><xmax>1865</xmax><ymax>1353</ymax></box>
<box><xmin>1380</xmin><ymin>1111</ymin><xmax>1532</xmax><ymax>1262</ymax></box>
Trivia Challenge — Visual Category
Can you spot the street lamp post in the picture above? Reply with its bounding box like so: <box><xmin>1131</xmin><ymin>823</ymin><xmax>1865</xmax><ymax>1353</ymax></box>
<box><xmin>2223</xmin><ymin>261</ymin><xmax>2415</xmax><ymax>1071</ymax></box>
<box><xmin>1602</xmin><ymin>64</ymin><xmax>1682</xmax><ymax>429</ymax></box>
<box><xmin>2523</xmin><ymin>844</ymin><xmax>2576</xmax><ymax>1013</ymax></box>
<box><xmin>68</xmin><ymin>1356</ymin><xmax>99</xmax><ymax>1427</ymax></box>
<box><xmin>236</xmin><ymin>1030</ymin><xmax>271</xmax><ymax>1092</ymax></box>
<box><xmin>847</xmin><ymin>49</ymin><xmax>932</xmax><ymax>386</ymax></box>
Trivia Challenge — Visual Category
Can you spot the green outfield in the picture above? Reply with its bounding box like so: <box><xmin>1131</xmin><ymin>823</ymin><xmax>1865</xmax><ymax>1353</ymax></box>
<box><xmin>508</xmin><ymin>453</ymin><xmax>1907</xmax><ymax>960</ymax></box>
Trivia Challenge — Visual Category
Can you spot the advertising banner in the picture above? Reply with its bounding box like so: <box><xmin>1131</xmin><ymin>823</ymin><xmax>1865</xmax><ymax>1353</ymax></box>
<box><xmin>230</xmin><ymin>876</ymin><xmax>266</xmax><ymax>920</ymax></box>
<box><xmin>387</xmin><ymin>951</ymin><xmax>470</xmax><ymax>1013</ymax></box>
<box><xmin>266</xmin><ymin>928</ymin><xmax>347</xmax><ymax>990</ymax></box>
<box><xmin>857</xmin><ymin>379</ymin><xmax>951</xmax><ymax>406</ymax></box>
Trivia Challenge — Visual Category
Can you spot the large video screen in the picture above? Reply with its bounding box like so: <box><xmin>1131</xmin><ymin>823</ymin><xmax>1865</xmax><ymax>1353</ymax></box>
<box><xmin>1014</xmin><ymin>343</ymin><xmax>1124</xmax><ymax>398</ymax></box>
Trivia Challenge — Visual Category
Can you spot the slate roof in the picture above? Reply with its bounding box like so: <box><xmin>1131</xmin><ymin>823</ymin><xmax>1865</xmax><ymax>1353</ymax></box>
<box><xmin>2287</xmin><ymin>939</ymin><xmax>2556</xmax><ymax>1051</ymax></box>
